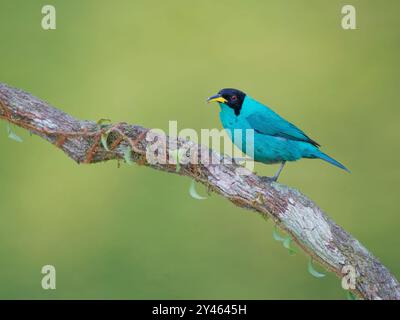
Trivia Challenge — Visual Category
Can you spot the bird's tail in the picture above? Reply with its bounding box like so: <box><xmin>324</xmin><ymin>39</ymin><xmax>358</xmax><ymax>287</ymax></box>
<box><xmin>314</xmin><ymin>151</ymin><xmax>350</xmax><ymax>173</ymax></box>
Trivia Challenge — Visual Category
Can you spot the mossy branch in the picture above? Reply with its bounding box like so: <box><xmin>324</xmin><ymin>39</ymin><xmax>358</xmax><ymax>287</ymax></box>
<box><xmin>0</xmin><ymin>82</ymin><xmax>399</xmax><ymax>300</ymax></box>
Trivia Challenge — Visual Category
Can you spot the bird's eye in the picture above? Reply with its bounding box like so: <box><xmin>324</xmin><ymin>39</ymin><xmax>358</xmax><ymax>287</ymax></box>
<box><xmin>231</xmin><ymin>95</ymin><xmax>237</xmax><ymax>101</ymax></box>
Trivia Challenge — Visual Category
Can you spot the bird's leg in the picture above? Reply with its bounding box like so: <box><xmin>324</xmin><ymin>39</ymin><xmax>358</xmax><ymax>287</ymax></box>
<box><xmin>260</xmin><ymin>161</ymin><xmax>286</xmax><ymax>183</ymax></box>
<box><xmin>272</xmin><ymin>161</ymin><xmax>286</xmax><ymax>181</ymax></box>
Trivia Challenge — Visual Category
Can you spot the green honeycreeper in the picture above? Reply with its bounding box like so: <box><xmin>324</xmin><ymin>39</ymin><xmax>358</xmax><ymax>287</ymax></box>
<box><xmin>207</xmin><ymin>88</ymin><xmax>349</xmax><ymax>181</ymax></box>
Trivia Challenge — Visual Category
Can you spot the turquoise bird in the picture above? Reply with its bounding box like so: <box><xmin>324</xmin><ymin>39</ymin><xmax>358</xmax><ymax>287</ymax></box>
<box><xmin>207</xmin><ymin>88</ymin><xmax>349</xmax><ymax>181</ymax></box>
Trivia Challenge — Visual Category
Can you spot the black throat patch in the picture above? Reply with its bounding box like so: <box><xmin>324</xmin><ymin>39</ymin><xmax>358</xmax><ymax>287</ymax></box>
<box><xmin>233</xmin><ymin>105</ymin><xmax>241</xmax><ymax>116</ymax></box>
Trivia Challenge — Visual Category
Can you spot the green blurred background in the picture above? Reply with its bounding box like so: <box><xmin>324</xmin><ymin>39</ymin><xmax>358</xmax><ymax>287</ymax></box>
<box><xmin>0</xmin><ymin>0</ymin><xmax>399</xmax><ymax>299</ymax></box>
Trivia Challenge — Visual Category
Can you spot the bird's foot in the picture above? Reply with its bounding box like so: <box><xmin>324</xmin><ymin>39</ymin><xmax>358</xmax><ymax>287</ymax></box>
<box><xmin>260</xmin><ymin>175</ymin><xmax>278</xmax><ymax>183</ymax></box>
<box><xmin>232</xmin><ymin>157</ymin><xmax>247</xmax><ymax>165</ymax></box>
<box><xmin>260</xmin><ymin>162</ymin><xmax>286</xmax><ymax>183</ymax></box>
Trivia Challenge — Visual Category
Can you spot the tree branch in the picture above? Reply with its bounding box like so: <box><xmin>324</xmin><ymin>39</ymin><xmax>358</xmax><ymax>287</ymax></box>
<box><xmin>0</xmin><ymin>82</ymin><xmax>398</xmax><ymax>300</ymax></box>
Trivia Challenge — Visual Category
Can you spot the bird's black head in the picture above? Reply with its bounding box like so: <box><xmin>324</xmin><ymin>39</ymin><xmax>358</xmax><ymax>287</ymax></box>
<box><xmin>207</xmin><ymin>88</ymin><xmax>246</xmax><ymax>116</ymax></box>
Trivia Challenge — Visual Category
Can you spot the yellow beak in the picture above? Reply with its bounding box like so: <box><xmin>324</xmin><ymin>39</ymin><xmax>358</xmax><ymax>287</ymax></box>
<box><xmin>207</xmin><ymin>94</ymin><xmax>227</xmax><ymax>104</ymax></box>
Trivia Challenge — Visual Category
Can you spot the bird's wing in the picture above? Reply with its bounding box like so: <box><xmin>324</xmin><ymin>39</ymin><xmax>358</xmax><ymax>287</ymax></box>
<box><xmin>245</xmin><ymin>112</ymin><xmax>320</xmax><ymax>147</ymax></box>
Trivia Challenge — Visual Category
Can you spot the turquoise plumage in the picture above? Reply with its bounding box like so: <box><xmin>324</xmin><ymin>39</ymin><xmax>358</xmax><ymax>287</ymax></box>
<box><xmin>207</xmin><ymin>88</ymin><xmax>349</xmax><ymax>181</ymax></box>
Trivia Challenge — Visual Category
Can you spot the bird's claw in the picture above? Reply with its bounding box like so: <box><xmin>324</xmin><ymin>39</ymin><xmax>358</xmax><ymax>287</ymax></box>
<box><xmin>260</xmin><ymin>176</ymin><xmax>278</xmax><ymax>183</ymax></box>
<box><xmin>232</xmin><ymin>157</ymin><xmax>247</xmax><ymax>165</ymax></box>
